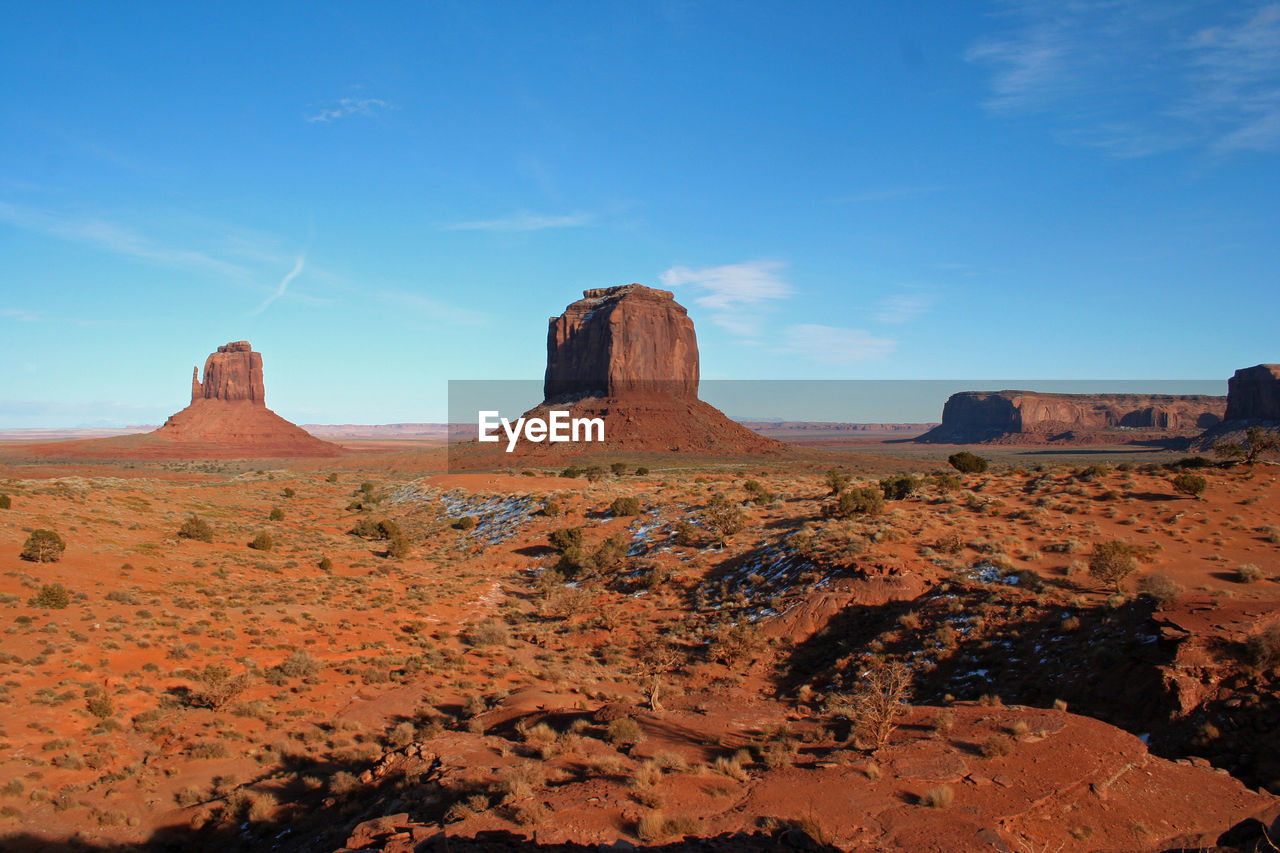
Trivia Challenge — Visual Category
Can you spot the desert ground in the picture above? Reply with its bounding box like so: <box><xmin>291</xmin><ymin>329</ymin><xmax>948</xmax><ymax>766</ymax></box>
<box><xmin>0</xmin><ymin>439</ymin><xmax>1278</xmax><ymax>852</ymax></box>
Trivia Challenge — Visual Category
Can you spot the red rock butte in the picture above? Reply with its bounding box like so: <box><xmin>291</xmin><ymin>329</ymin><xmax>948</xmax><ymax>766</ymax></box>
<box><xmin>458</xmin><ymin>284</ymin><xmax>784</xmax><ymax>461</ymax></box>
<box><xmin>28</xmin><ymin>341</ymin><xmax>342</xmax><ymax>459</ymax></box>
<box><xmin>918</xmin><ymin>390</ymin><xmax>1226</xmax><ymax>445</ymax></box>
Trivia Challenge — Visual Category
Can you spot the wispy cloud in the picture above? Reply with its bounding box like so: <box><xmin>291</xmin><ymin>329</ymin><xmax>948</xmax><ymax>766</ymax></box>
<box><xmin>1</xmin><ymin>308</ymin><xmax>40</xmax><ymax>323</ymax></box>
<box><xmin>874</xmin><ymin>292</ymin><xmax>935</xmax><ymax>325</ymax></box>
<box><xmin>780</xmin><ymin>324</ymin><xmax>897</xmax><ymax>365</ymax></box>
<box><xmin>250</xmin><ymin>254</ymin><xmax>306</xmax><ymax>316</ymax></box>
<box><xmin>659</xmin><ymin>260</ymin><xmax>793</xmax><ymax>338</ymax></box>
<box><xmin>306</xmin><ymin>97</ymin><xmax>392</xmax><ymax>123</ymax></box>
<box><xmin>833</xmin><ymin>186</ymin><xmax>949</xmax><ymax>204</ymax></box>
<box><xmin>379</xmin><ymin>291</ymin><xmax>491</xmax><ymax>327</ymax></box>
<box><xmin>0</xmin><ymin>201</ymin><xmax>250</xmax><ymax>278</ymax></box>
<box><xmin>966</xmin><ymin>1</ymin><xmax>1280</xmax><ymax>156</ymax></box>
<box><xmin>442</xmin><ymin>211</ymin><xmax>595</xmax><ymax>232</ymax></box>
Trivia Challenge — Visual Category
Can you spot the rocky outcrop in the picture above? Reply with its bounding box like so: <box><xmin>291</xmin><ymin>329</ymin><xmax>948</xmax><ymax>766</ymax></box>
<box><xmin>545</xmin><ymin>284</ymin><xmax>699</xmax><ymax>401</ymax></box>
<box><xmin>1224</xmin><ymin>364</ymin><xmax>1280</xmax><ymax>422</ymax></box>
<box><xmin>191</xmin><ymin>340</ymin><xmax>265</xmax><ymax>404</ymax></box>
<box><xmin>918</xmin><ymin>391</ymin><xmax>1225</xmax><ymax>444</ymax></box>
<box><xmin>32</xmin><ymin>342</ymin><xmax>341</xmax><ymax>459</ymax></box>
<box><xmin>1193</xmin><ymin>364</ymin><xmax>1280</xmax><ymax>450</ymax></box>
<box><xmin>452</xmin><ymin>284</ymin><xmax>784</xmax><ymax>465</ymax></box>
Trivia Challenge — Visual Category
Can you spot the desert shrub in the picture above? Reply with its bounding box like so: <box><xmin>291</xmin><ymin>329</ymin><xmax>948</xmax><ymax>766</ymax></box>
<box><xmin>824</xmin><ymin>469</ymin><xmax>852</xmax><ymax>495</ymax></box>
<box><xmin>318</xmin><ymin>556</ymin><xmax>333</xmax><ymax>572</ymax></box>
<box><xmin>880</xmin><ymin>474</ymin><xmax>921</xmax><ymax>501</ymax></box>
<box><xmin>248</xmin><ymin>531</ymin><xmax>273</xmax><ymax>551</ymax></box>
<box><xmin>583</xmin><ymin>466</ymin><xmax>607</xmax><ymax>483</ymax></box>
<box><xmin>1089</xmin><ymin>540</ymin><xmax>1138</xmax><ymax>593</ymax></box>
<box><xmin>611</xmin><ymin>462</ymin><xmax>629</xmax><ymax>476</ymax></box>
<box><xmin>378</xmin><ymin>519</ymin><xmax>403</xmax><ymax>539</ymax></box>
<box><xmin>708</xmin><ymin>623</ymin><xmax>764</xmax><ymax>666</ymax></box>
<box><xmin>921</xmin><ymin>785</ymin><xmax>954</xmax><ymax>808</ymax></box>
<box><xmin>1236</xmin><ymin>564</ymin><xmax>1264</xmax><ymax>584</ymax></box>
<box><xmin>177</xmin><ymin>516</ymin><xmax>214</xmax><ymax>542</ymax></box>
<box><xmin>826</xmin><ymin>487</ymin><xmax>884</xmax><ymax>518</ymax></box>
<box><xmin>541</xmin><ymin>500</ymin><xmax>562</xmax><ymax>517</ymax></box>
<box><xmin>742</xmin><ymin>480</ymin><xmax>774</xmax><ymax>504</ymax></box>
<box><xmin>86</xmin><ymin>692</ymin><xmax>115</xmax><ymax>719</ymax></box>
<box><xmin>610</xmin><ymin>496</ymin><xmax>641</xmax><ymax>516</ymax></box>
<box><xmin>186</xmin><ymin>663</ymin><xmax>250</xmax><ymax>710</ymax></box>
<box><xmin>606</xmin><ymin>717</ymin><xmax>644</xmax><ymax>746</ymax></box>
<box><xmin>1171</xmin><ymin>472</ymin><xmax>1207</xmax><ymax>499</ymax></box>
<box><xmin>21</xmin><ymin>529</ymin><xmax>65</xmax><ymax>563</ymax></box>
<box><xmin>29</xmin><ymin>583</ymin><xmax>71</xmax><ymax>609</ymax></box>
<box><xmin>548</xmin><ymin>526</ymin><xmax>584</xmax><ymax>553</ymax></box>
<box><xmin>948</xmin><ymin>451</ymin><xmax>988</xmax><ymax>474</ymax></box>
<box><xmin>560</xmin><ymin>466</ymin><xmax>584</xmax><ymax>478</ymax></box>
<box><xmin>386</xmin><ymin>536</ymin><xmax>411</xmax><ymax>558</ymax></box>
<box><xmin>981</xmin><ymin>734</ymin><xmax>1014</xmax><ymax>757</ymax></box>
<box><xmin>282</xmin><ymin>487</ymin><xmax>295</xmax><ymax>498</ymax></box>
<box><xmin>842</xmin><ymin>660</ymin><xmax>910</xmax><ymax>751</ymax></box>
<box><xmin>1245</xmin><ymin>626</ymin><xmax>1280</xmax><ymax>669</ymax></box>
<box><xmin>275</xmin><ymin>649</ymin><xmax>321</xmax><ymax>678</ymax></box>
<box><xmin>327</xmin><ymin>472</ymin><xmax>339</xmax><ymax>483</ymax></box>
<box><xmin>467</xmin><ymin>618</ymin><xmax>510</xmax><ymax>648</ymax></box>
<box><xmin>635</xmin><ymin>466</ymin><xmax>650</xmax><ymax>476</ymax></box>
<box><xmin>588</xmin><ymin>534</ymin><xmax>630</xmax><ymax>573</ymax></box>
<box><xmin>932</xmin><ymin>473</ymin><xmax>962</xmax><ymax>491</ymax></box>
<box><xmin>674</xmin><ymin>520</ymin><xmax>701</xmax><ymax>547</ymax></box>
<box><xmin>454</xmin><ymin>515</ymin><xmax>477</xmax><ymax>531</ymax></box>
<box><xmin>268</xmin><ymin>507</ymin><xmax>285</xmax><ymax>521</ymax></box>
<box><xmin>0</xmin><ymin>494</ymin><xmax>9</xmax><ymax>509</ymax></box>
<box><xmin>702</xmin><ymin>495</ymin><xmax>747</xmax><ymax>541</ymax></box>
<box><xmin>1136</xmin><ymin>573</ymin><xmax>1183</xmax><ymax>607</ymax></box>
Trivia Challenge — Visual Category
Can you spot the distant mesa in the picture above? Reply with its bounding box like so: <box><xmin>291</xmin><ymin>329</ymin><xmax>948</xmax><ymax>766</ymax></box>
<box><xmin>28</xmin><ymin>341</ymin><xmax>342</xmax><ymax>459</ymax></box>
<box><xmin>917</xmin><ymin>390</ymin><xmax>1226</xmax><ymax>445</ymax></box>
<box><xmin>460</xmin><ymin>284</ymin><xmax>784</xmax><ymax>461</ymax></box>
<box><xmin>1194</xmin><ymin>363</ymin><xmax>1280</xmax><ymax>448</ymax></box>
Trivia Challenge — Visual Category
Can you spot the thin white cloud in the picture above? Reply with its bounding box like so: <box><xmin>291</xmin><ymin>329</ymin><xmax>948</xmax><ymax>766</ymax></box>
<box><xmin>250</xmin><ymin>254</ymin><xmax>306</xmax><ymax>316</ymax></box>
<box><xmin>834</xmin><ymin>186</ymin><xmax>949</xmax><ymax>204</ymax></box>
<box><xmin>442</xmin><ymin>211</ymin><xmax>595</xmax><ymax>232</ymax></box>
<box><xmin>875</xmin><ymin>292</ymin><xmax>935</xmax><ymax>325</ymax></box>
<box><xmin>0</xmin><ymin>200</ymin><xmax>250</xmax><ymax>279</ymax></box>
<box><xmin>379</xmin><ymin>291</ymin><xmax>491</xmax><ymax>327</ymax></box>
<box><xmin>659</xmin><ymin>260</ymin><xmax>793</xmax><ymax>338</ymax></box>
<box><xmin>967</xmin><ymin>1</ymin><xmax>1280</xmax><ymax>156</ymax></box>
<box><xmin>306</xmin><ymin>97</ymin><xmax>392</xmax><ymax>123</ymax></box>
<box><xmin>780</xmin><ymin>324</ymin><xmax>897</xmax><ymax>365</ymax></box>
<box><xmin>1</xmin><ymin>308</ymin><xmax>40</xmax><ymax>323</ymax></box>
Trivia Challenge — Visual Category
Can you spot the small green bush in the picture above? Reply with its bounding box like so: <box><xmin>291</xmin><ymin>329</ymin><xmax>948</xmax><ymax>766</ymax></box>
<box><xmin>880</xmin><ymin>474</ymin><xmax>921</xmax><ymax>501</ymax></box>
<box><xmin>610</xmin><ymin>496</ymin><xmax>641</xmax><ymax>516</ymax></box>
<box><xmin>634</xmin><ymin>467</ymin><xmax>650</xmax><ymax>476</ymax></box>
<box><xmin>386</xmin><ymin>536</ymin><xmax>411</xmax><ymax>559</ymax></box>
<box><xmin>249</xmin><ymin>531</ymin><xmax>273</xmax><ymax>551</ymax></box>
<box><xmin>549</xmin><ymin>527</ymin><xmax>584</xmax><ymax>553</ymax></box>
<box><xmin>1171</xmin><ymin>472</ymin><xmax>1207</xmax><ymax>499</ymax></box>
<box><xmin>268</xmin><ymin>507</ymin><xmax>285</xmax><ymax>521</ymax></box>
<box><xmin>29</xmin><ymin>583</ymin><xmax>71</xmax><ymax>609</ymax></box>
<box><xmin>0</xmin><ymin>494</ymin><xmax>10</xmax><ymax>509</ymax></box>
<box><xmin>317</xmin><ymin>556</ymin><xmax>333</xmax><ymax>572</ymax></box>
<box><xmin>177</xmin><ymin>516</ymin><xmax>214</xmax><ymax>543</ymax></box>
<box><xmin>542</xmin><ymin>501</ymin><xmax>562</xmax><ymax>517</ymax></box>
<box><xmin>21</xmin><ymin>529</ymin><xmax>65</xmax><ymax>563</ymax></box>
<box><xmin>826</xmin><ymin>487</ymin><xmax>884</xmax><ymax>518</ymax></box>
<box><xmin>86</xmin><ymin>692</ymin><xmax>115</xmax><ymax>719</ymax></box>
<box><xmin>742</xmin><ymin>480</ymin><xmax>774</xmax><ymax>505</ymax></box>
<box><xmin>610</xmin><ymin>462</ymin><xmax>629</xmax><ymax>476</ymax></box>
<box><xmin>1089</xmin><ymin>540</ymin><xmax>1138</xmax><ymax>592</ymax></box>
<box><xmin>948</xmin><ymin>451</ymin><xmax>988</xmax><ymax>474</ymax></box>
<box><xmin>454</xmin><ymin>515</ymin><xmax>477</xmax><ymax>531</ymax></box>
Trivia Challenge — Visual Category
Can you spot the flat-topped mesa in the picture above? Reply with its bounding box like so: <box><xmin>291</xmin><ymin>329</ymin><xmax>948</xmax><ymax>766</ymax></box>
<box><xmin>191</xmin><ymin>341</ymin><xmax>265</xmax><ymax>404</ymax></box>
<box><xmin>1224</xmin><ymin>364</ymin><xmax>1280</xmax><ymax>422</ymax></box>
<box><xmin>918</xmin><ymin>390</ymin><xmax>1226</xmax><ymax>444</ymax></box>
<box><xmin>544</xmin><ymin>284</ymin><xmax>699</xmax><ymax>402</ymax></box>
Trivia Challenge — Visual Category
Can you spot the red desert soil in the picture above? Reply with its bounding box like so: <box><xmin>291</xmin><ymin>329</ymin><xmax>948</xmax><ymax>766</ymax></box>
<box><xmin>0</xmin><ymin>442</ymin><xmax>1278</xmax><ymax>852</ymax></box>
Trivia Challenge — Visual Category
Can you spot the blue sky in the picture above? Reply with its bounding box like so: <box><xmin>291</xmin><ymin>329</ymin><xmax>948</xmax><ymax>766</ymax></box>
<box><xmin>1</xmin><ymin>1</ymin><xmax>1277</xmax><ymax>426</ymax></box>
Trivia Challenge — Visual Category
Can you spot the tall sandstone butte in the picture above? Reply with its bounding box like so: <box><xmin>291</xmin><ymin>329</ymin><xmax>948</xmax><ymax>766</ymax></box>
<box><xmin>917</xmin><ymin>390</ymin><xmax>1225</xmax><ymax>444</ymax></box>
<box><xmin>1223</xmin><ymin>364</ymin><xmax>1280</xmax><ymax>422</ymax></box>
<box><xmin>31</xmin><ymin>341</ymin><xmax>341</xmax><ymax>459</ymax></box>
<box><xmin>456</xmin><ymin>284</ymin><xmax>783</xmax><ymax>461</ymax></box>
<box><xmin>544</xmin><ymin>285</ymin><xmax>699</xmax><ymax>401</ymax></box>
<box><xmin>191</xmin><ymin>340</ymin><xmax>266</xmax><ymax>404</ymax></box>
